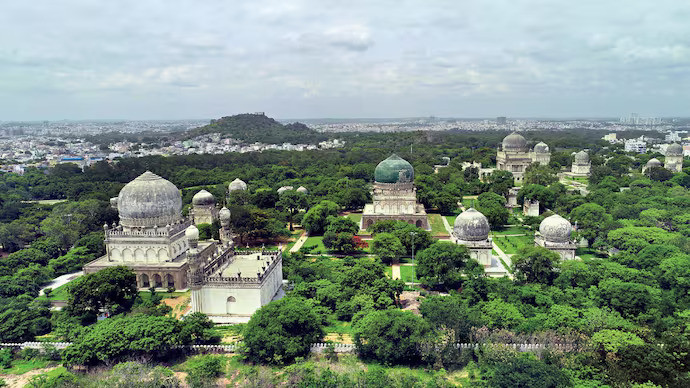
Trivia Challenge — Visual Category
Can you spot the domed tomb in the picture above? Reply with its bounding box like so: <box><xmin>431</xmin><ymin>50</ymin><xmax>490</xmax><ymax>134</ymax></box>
<box><xmin>666</xmin><ymin>143</ymin><xmax>683</xmax><ymax>156</ymax></box>
<box><xmin>228</xmin><ymin>178</ymin><xmax>247</xmax><ymax>192</ymax></box>
<box><xmin>296</xmin><ymin>186</ymin><xmax>309</xmax><ymax>194</ymax></box>
<box><xmin>502</xmin><ymin>132</ymin><xmax>527</xmax><ymax>152</ymax></box>
<box><xmin>374</xmin><ymin>154</ymin><xmax>414</xmax><ymax>183</ymax></box>
<box><xmin>454</xmin><ymin>208</ymin><xmax>490</xmax><ymax>241</ymax></box>
<box><xmin>539</xmin><ymin>214</ymin><xmax>572</xmax><ymax>243</ymax></box>
<box><xmin>117</xmin><ymin>171</ymin><xmax>182</xmax><ymax>228</ymax></box>
<box><xmin>534</xmin><ymin>142</ymin><xmax>549</xmax><ymax>153</ymax></box>
<box><xmin>646</xmin><ymin>158</ymin><xmax>662</xmax><ymax>168</ymax></box>
<box><xmin>192</xmin><ymin>190</ymin><xmax>215</xmax><ymax>206</ymax></box>
<box><xmin>574</xmin><ymin>150</ymin><xmax>589</xmax><ymax>164</ymax></box>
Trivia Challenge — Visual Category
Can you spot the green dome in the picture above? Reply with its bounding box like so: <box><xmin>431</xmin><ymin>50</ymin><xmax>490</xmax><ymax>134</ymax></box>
<box><xmin>374</xmin><ymin>154</ymin><xmax>414</xmax><ymax>183</ymax></box>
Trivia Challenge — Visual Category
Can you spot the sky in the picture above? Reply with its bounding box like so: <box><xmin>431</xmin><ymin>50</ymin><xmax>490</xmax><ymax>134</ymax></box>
<box><xmin>1</xmin><ymin>0</ymin><xmax>689</xmax><ymax>120</ymax></box>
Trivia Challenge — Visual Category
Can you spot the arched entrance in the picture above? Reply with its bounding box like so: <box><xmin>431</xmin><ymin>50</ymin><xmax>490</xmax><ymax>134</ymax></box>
<box><xmin>153</xmin><ymin>274</ymin><xmax>163</xmax><ymax>288</ymax></box>
<box><xmin>140</xmin><ymin>274</ymin><xmax>150</xmax><ymax>288</ymax></box>
<box><xmin>165</xmin><ymin>274</ymin><xmax>175</xmax><ymax>289</ymax></box>
<box><xmin>226</xmin><ymin>296</ymin><xmax>236</xmax><ymax>314</ymax></box>
<box><xmin>415</xmin><ymin>220</ymin><xmax>423</xmax><ymax>228</ymax></box>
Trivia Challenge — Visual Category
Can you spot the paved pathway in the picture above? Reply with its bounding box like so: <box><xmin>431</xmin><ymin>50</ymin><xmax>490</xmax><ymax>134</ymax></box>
<box><xmin>441</xmin><ymin>215</ymin><xmax>453</xmax><ymax>236</ymax></box>
<box><xmin>289</xmin><ymin>233</ymin><xmax>308</xmax><ymax>253</ymax></box>
<box><xmin>491</xmin><ymin>242</ymin><xmax>512</xmax><ymax>271</ymax></box>
<box><xmin>40</xmin><ymin>271</ymin><xmax>83</xmax><ymax>295</ymax></box>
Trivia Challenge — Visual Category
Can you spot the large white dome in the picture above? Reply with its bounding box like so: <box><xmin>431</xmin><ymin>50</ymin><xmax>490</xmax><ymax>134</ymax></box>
<box><xmin>117</xmin><ymin>171</ymin><xmax>182</xmax><ymax>228</ymax></box>
<box><xmin>502</xmin><ymin>132</ymin><xmax>527</xmax><ymax>152</ymax></box>
<box><xmin>666</xmin><ymin>143</ymin><xmax>683</xmax><ymax>156</ymax></box>
<box><xmin>453</xmin><ymin>208</ymin><xmax>490</xmax><ymax>241</ymax></box>
<box><xmin>539</xmin><ymin>214</ymin><xmax>572</xmax><ymax>243</ymax></box>
<box><xmin>228</xmin><ymin>178</ymin><xmax>247</xmax><ymax>192</ymax></box>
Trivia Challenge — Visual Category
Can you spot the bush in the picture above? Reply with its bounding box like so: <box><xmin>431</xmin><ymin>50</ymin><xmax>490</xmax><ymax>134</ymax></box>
<box><xmin>186</xmin><ymin>355</ymin><xmax>225</xmax><ymax>388</ymax></box>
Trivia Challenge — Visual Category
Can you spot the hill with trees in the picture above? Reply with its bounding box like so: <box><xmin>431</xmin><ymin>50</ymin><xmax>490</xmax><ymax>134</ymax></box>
<box><xmin>185</xmin><ymin>113</ymin><xmax>329</xmax><ymax>144</ymax></box>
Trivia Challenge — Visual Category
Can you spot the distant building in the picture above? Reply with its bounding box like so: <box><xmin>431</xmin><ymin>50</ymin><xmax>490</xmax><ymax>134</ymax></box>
<box><xmin>496</xmin><ymin>116</ymin><xmax>507</xmax><ymax>125</ymax></box>
<box><xmin>361</xmin><ymin>154</ymin><xmax>429</xmax><ymax>230</ymax></box>
<box><xmin>603</xmin><ymin>133</ymin><xmax>617</xmax><ymax>143</ymax></box>
<box><xmin>496</xmin><ymin>133</ymin><xmax>550</xmax><ymax>183</ymax></box>
<box><xmin>665</xmin><ymin>143</ymin><xmax>683</xmax><ymax>172</ymax></box>
<box><xmin>190</xmin><ymin>190</ymin><xmax>219</xmax><ymax>225</ymax></box>
<box><xmin>571</xmin><ymin>151</ymin><xmax>591</xmax><ymax>176</ymax></box>
<box><xmin>624</xmin><ymin>138</ymin><xmax>647</xmax><ymax>153</ymax></box>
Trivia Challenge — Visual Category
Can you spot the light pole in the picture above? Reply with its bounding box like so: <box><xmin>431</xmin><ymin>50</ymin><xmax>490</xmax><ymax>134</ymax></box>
<box><xmin>410</xmin><ymin>231</ymin><xmax>417</xmax><ymax>283</ymax></box>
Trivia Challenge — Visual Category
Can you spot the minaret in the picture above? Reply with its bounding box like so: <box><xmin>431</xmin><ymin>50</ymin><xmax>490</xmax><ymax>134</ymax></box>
<box><xmin>185</xmin><ymin>225</ymin><xmax>204</xmax><ymax>313</ymax></box>
<box><xmin>219</xmin><ymin>207</ymin><xmax>233</xmax><ymax>246</ymax></box>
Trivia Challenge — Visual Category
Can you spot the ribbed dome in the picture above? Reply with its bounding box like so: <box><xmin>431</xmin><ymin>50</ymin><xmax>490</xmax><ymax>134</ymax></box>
<box><xmin>374</xmin><ymin>154</ymin><xmax>414</xmax><ymax>183</ymax></box>
<box><xmin>192</xmin><ymin>190</ymin><xmax>215</xmax><ymax>206</ymax></box>
<box><xmin>228</xmin><ymin>178</ymin><xmax>247</xmax><ymax>192</ymax></box>
<box><xmin>117</xmin><ymin>171</ymin><xmax>182</xmax><ymax>228</ymax></box>
<box><xmin>574</xmin><ymin>150</ymin><xmax>590</xmax><ymax>164</ymax></box>
<box><xmin>219</xmin><ymin>207</ymin><xmax>231</xmax><ymax>225</ymax></box>
<box><xmin>534</xmin><ymin>142</ymin><xmax>549</xmax><ymax>153</ymax></box>
<box><xmin>666</xmin><ymin>143</ymin><xmax>683</xmax><ymax>156</ymax></box>
<box><xmin>539</xmin><ymin>214</ymin><xmax>572</xmax><ymax>243</ymax></box>
<box><xmin>646</xmin><ymin>158</ymin><xmax>662</xmax><ymax>168</ymax></box>
<box><xmin>454</xmin><ymin>208</ymin><xmax>490</xmax><ymax>241</ymax></box>
<box><xmin>296</xmin><ymin>186</ymin><xmax>309</xmax><ymax>194</ymax></box>
<box><xmin>502</xmin><ymin>132</ymin><xmax>527</xmax><ymax>152</ymax></box>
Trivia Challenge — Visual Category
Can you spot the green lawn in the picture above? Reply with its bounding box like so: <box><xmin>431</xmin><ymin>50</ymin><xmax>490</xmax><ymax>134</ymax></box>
<box><xmin>491</xmin><ymin>225</ymin><xmax>532</xmax><ymax>235</ymax></box>
<box><xmin>427</xmin><ymin>214</ymin><xmax>449</xmax><ymax>236</ymax></box>
<box><xmin>0</xmin><ymin>359</ymin><xmax>53</xmax><ymax>375</ymax></box>
<box><xmin>444</xmin><ymin>215</ymin><xmax>456</xmax><ymax>227</ymax></box>
<box><xmin>576</xmin><ymin>248</ymin><xmax>606</xmax><ymax>259</ymax></box>
<box><xmin>302</xmin><ymin>236</ymin><xmax>327</xmax><ymax>253</ymax></box>
<box><xmin>399</xmin><ymin>265</ymin><xmax>418</xmax><ymax>282</ymax></box>
<box><xmin>384</xmin><ymin>266</ymin><xmax>392</xmax><ymax>278</ymax></box>
<box><xmin>41</xmin><ymin>283</ymin><xmax>71</xmax><ymax>301</ymax></box>
<box><xmin>493</xmin><ymin>235</ymin><xmax>534</xmax><ymax>255</ymax></box>
<box><xmin>324</xmin><ymin>320</ymin><xmax>354</xmax><ymax>335</ymax></box>
<box><xmin>346</xmin><ymin>213</ymin><xmax>362</xmax><ymax>225</ymax></box>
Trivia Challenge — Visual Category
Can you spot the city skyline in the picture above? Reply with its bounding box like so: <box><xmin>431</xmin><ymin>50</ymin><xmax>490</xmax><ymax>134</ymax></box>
<box><xmin>2</xmin><ymin>1</ymin><xmax>690</xmax><ymax>120</ymax></box>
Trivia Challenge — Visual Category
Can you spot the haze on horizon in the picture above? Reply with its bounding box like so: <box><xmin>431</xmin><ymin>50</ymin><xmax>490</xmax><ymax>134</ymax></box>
<box><xmin>1</xmin><ymin>0</ymin><xmax>689</xmax><ymax>121</ymax></box>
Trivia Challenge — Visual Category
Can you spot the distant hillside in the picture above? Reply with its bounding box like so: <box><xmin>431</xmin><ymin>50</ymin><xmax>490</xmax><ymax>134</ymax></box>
<box><xmin>185</xmin><ymin>113</ymin><xmax>329</xmax><ymax>144</ymax></box>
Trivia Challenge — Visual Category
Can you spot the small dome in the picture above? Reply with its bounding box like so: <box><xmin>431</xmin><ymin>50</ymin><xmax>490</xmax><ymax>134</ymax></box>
<box><xmin>219</xmin><ymin>207</ymin><xmax>231</xmax><ymax>223</ymax></box>
<box><xmin>117</xmin><ymin>171</ymin><xmax>182</xmax><ymax>228</ymax></box>
<box><xmin>574</xmin><ymin>150</ymin><xmax>590</xmax><ymax>165</ymax></box>
<box><xmin>228</xmin><ymin>178</ymin><xmax>247</xmax><ymax>192</ymax></box>
<box><xmin>539</xmin><ymin>214</ymin><xmax>572</xmax><ymax>243</ymax></box>
<box><xmin>534</xmin><ymin>142</ymin><xmax>549</xmax><ymax>153</ymax></box>
<box><xmin>296</xmin><ymin>186</ymin><xmax>309</xmax><ymax>194</ymax></box>
<box><xmin>454</xmin><ymin>208</ymin><xmax>490</xmax><ymax>241</ymax></box>
<box><xmin>646</xmin><ymin>158</ymin><xmax>662</xmax><ymax>168</ymax></box>
<box><xmin>277</xmin><ymin>186</ymin><xmax>293</xmax><ymax>194</ymax></box>
<box><xmin>185</xmin><ymin>225</ymin><xmax>199</xmax><ymax>241</ymax></box>
<box><xmin>192</xmin><ymin>190</ymin><xmax>215</xmax><ymax>206</ymax></box>
<box><xmin>374</xmin><ymin>154</ymin><xmax>414</xmax><ymax>183</ymax></box>
<box><xmin>666</xmin><ymin>143</ymin><xmax>683</xmax><ymax>156</ymax></box>
<box><xmin>502</xmin><ymin>132</ymin><xmax>527</xmax><ymax>152</ymax></box>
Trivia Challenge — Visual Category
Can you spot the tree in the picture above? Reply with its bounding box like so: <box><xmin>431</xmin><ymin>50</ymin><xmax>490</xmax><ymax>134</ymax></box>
<box><xmin>645</xmin><ymin>166</ymin><xmax>673</xmax><ymax>182</ymax></box>
<box><xmin>369</xmin><ymin>233</ymin><xmax>405</xmax><ymax>264</ymax></box>
<box><xmin>66</xmin><ymin>266</ymin><xmax>138</xmax><ymax>318</ymax></box>
<box><xmin>511</xmin><ymin>246</ymin><xmax>561</xmax><ymax>285</ymax></box>
<box><xmin>569</xmin><ymin>203</ymin><xmax>614</xmax><ymax>245</ymax></box>
<box><xmin>484</xmin><ymin>354</ymin><xmax>572</xmax><ymax>388</ymax></box>
<box><xmin>476</xmin><ymin>192</ymin><xmax>509</xmax><ymax>229</ymax></box>
<box><xmin>276</xmin><ymin>190</ymin><xmax>308</xmax><ymax>231</ymax></box>
<box><xmin>243</xmin><ymin>297</ymin><xmax>325</xmax><ymax>364</ymax></box>
<box><xmin>518</xmin><ymin>184</ymin><xmax>556</xmax><ymax>212</ymax></box>
<box><xmin>353</xmin><ymin>309</ymin><xmax>431</xmax><ymax>365</ymax></box>
<box><xmin>62</xmin><ymin>315</ymin><xmax>193</xmax><ymax>366</ymax></box>
<box><xmin>252</xmin><ymin>187</ymin><xmax>278</xmax><ymax>209</ymax></box>
<box><xmin>433</xmin><ymin>192</ymin><xmax>459</xmax><ymax>215</ymax></box>
<box><xmin>325</xmin><ymin>216</ymin><xmax>359</xmax><ymax>235</ymax></box>
<box><xmin>416</xmin><ymin>241</ymin><xmax>471</xmax><ymax>290</ymax></box>
<box><xmin>523</xmin><ymin>164</ymin><xmax>558</xmax><ymax>186</ymax></box>
<box><xmin>322</xmin><ymin>232</ymin><xmax>358</xmax><ymax>253</ymax></box>
<box><xmin>301</xmin><ymin>200</ymin><xmax>339</xmax><ymax>235</ymax></box>
<box><xmin>487</xmin><ymin>170</ymin><xmax>515</xmax><ymax>197</ymax></box>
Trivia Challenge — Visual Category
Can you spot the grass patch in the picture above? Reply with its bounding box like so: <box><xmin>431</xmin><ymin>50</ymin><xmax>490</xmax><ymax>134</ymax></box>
<box><xmin>346</xmin><ymin>213</ymin><xmax>363</xmax><ymax>225</ymax></box>
<box><xmin>399</xmin><ymin>265</ymin><xmax>418</xmax><ymax>283</ymax></box>
<box><xmin>427</xmin><ymin>214</ymin><xmax>449</xmax><ymax>236</ymax></box>
<box><xmin>209</xmin><ymin>324</ymin><xmax>245</xmax><ymax>344</ymax></box>
<box><xmin>492</xmin><ymin>235</ymin><xmax>534</xmax><ymax>255</ymax></box>
<box><xmin>444</xmin><ymin>215</ymin><xmax>456</xmax><ymax>227</ymax></box>
<box><xmin>41</xmin><ymin>283</ymin><xmax>71</xmax><ymax>301</ymax></box>
<box><xmin>138</xmin><ymin>291</ymin><xmax>187</xmax><ymax>303</ymax></box>
<box><xmin>0</xmin><ymin>359</ymin><xmax>52</xmax><ymax>375</ymax></box>
<box><xmin>384</xmin><ymin>266</ymin><xmax>392</xmax><ymax>278</ymax></box>
<box><xmin>492</xmin><ymin>225</ymin><xmax>532</xmax><ymax>235</ymax></box>
<box><xmin>302</xmin><ymin>236</ymin><xmax>327</xmax><ymax>253</ymax></box>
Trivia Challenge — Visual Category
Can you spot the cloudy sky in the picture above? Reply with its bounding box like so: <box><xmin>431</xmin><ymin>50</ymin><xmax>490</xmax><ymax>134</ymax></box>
<box><xmin>1</xmin><ymin>0</ymin><xmax>689</xmax><ymax>120</ymax></box>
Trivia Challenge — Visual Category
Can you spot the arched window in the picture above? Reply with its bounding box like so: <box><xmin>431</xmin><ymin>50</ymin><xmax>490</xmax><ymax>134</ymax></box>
<box><xmin>226</xmin><ymin>296</ymin><xmax>236</xmax><ymax>314</ymax></box>
<box><xmin>415</xmin><ymin>220</ymin><xmax>423</xmax><ymax>228</ymax></box>
<box><xmin>153</xmin><ymin>274</ymin><xmax>163</xmax><ymax>288</ymax></box>
<box><xmin>165</xmin><ymin>274</ymin><xmax>175</xmax><ymax>289</ymax></box>
<box><xmin>140</xmin><ymin>274</ymin><xmax>150</xmax><ymax>288</ymax></box>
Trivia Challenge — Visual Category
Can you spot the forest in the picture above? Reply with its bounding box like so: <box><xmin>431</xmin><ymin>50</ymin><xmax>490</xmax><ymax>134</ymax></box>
<box><xmin>0</xmin><ymin>127</ymin><xmax>688</xmax><ymax>387</ymax></box>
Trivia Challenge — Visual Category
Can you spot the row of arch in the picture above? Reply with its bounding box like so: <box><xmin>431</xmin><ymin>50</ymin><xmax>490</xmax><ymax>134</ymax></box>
<box><xmin>111</xmin><ymin>247</ymin><xmax>170</xmax><ymax>263</ymax></box>
<box><xmin>373</xmin><ymin>204</ymin><xmax>416</xmax><ymax>214</ymax></box>
<box><xmin>364</xmin><ymin>218</ymin><xmax>423</xmax><ymax>228</ymax></box>
<box><xmin>139</xmin><ymin>273</ymin><xmax>175</xmax><ymax>289</ymax></box>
